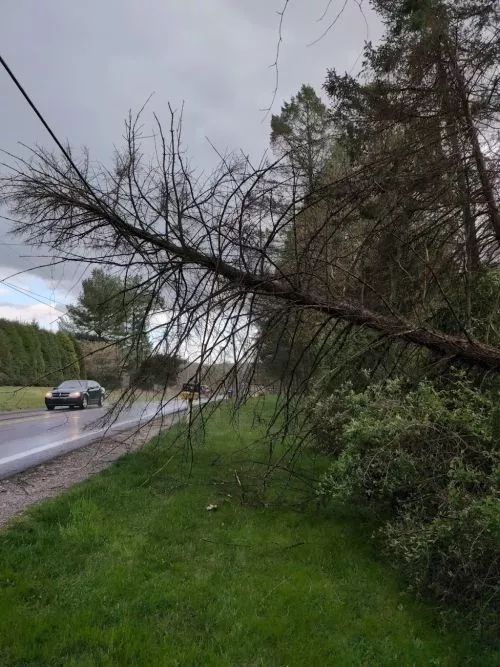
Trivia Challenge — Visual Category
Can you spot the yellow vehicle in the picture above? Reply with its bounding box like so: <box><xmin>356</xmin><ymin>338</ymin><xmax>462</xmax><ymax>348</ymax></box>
<box><xmin>180</xmin><ymin>382</ymin><xmax>200</xmax><ymax>401</ymax></box>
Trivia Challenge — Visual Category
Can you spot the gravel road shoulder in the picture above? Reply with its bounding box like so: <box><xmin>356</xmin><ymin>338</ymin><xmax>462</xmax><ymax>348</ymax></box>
<box><xmin>0</xmin><ymin>414</ymin><xmax>180</xmax><ymax>529</ymax></box>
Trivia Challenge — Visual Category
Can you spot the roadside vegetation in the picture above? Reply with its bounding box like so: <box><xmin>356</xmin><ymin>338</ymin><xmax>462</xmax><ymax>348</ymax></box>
<box><xmin>0</xmin><ymin>319</ymin><xmax>82</xmax><ymax>387</ymax></box>
<box><xmin>0</xmin><ymin>273</ymin><xmax>182</xmax><ymax>399</ymax></box>
<box><xmin>0</xmin><ymin>386</ymin><xmax>52</xmax><ymax>412</ymax></box>
<box><xmin>1</xmin><ymin>402</ymin><xmax>498</xmax><ymax>666</ymax></box>
<box><xmin>311</xmin><ymin>374</ymin><xmax>500</xmax><ymax>636</ymax></box>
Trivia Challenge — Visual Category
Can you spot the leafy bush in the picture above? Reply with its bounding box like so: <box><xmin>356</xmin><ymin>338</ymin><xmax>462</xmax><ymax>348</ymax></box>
<box><xmin>311</xmin><ymin>376</ymin><xmax>500</xmax><ymax>627</ymax></box>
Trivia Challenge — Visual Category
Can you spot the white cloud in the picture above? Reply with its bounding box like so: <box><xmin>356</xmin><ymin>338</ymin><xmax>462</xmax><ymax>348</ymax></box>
<box><xmin>0</xmin><ymin>303</ymin><xmax>63</xmax><ymax>331</ymax></box>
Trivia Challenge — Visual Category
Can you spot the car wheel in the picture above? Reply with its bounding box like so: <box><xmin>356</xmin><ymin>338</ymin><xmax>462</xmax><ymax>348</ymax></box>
<box><xmin>46</xmin><ymin>405</ymin><xmax>55</xmax><ymax>411</ymax></box>
<box><xmin>80</xmin><ymin>395</ymin><xmax>88</xmax><ymax>410</ymax></box>
<box><xmin>98</xmin><ymin>395</ymin><xmax>104</xmax><ymax>408</ymax></box>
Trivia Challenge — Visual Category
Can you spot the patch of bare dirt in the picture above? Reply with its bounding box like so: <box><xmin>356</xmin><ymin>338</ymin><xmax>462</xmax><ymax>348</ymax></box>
<box><xmin>0</xmin><ymin>414</ymin><xmax>180</xmax><ymax>529</ymax></box>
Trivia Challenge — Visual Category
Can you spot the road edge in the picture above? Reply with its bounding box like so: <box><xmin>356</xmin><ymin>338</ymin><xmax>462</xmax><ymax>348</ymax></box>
<box><xmin>0</xmin><ymin>413</ymin><xmax>183</xmax><ymax>529</ymax></box>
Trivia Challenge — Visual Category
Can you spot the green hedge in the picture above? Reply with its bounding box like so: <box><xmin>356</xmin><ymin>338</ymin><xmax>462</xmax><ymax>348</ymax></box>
<box><xmin>311</xmin><ymin>376</ymin><xmax>499</xmax><ymax>635</ymax></box>
<box><xmin>0</xmin><ymin>319</ymin><xmax>85</xmax><ymax>386</ymax></box>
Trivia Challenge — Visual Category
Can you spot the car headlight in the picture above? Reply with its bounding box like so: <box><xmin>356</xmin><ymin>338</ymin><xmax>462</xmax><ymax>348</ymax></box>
<box><xmin>45</xmin><ymin>392</ymin><xmax>52</xmax><ymax>398</ymax></box>
<box><xmin>69</xmin><ymin>392</ymin><xmax>81</xmax><ymax>398</ymax></box>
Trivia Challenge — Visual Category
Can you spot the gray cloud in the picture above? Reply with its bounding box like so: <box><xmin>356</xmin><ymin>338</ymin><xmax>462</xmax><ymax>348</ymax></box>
<box><xmin>0</xmin><ymin>0</ymin><xmax>381</xmax><ymax>293</ymax></box>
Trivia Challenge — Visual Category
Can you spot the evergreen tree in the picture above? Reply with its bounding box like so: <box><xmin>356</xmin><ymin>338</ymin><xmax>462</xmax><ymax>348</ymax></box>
<box><xmin>56</xmin><ymin>332</ymin><xmax>81</xmax><ymax>379</ymax></box>
<box><xmin>323</xmin><ymin>0</ymin><xmax>499</xmax><ymax>322</ymax></box>
<box><xmin>65</xmin><ymin>268</ymin><xmax>126</xmax><ymax>340</ymax></box>
<box><xmin>271</xmin><ymin>84</ymin><xmax>332</xmax><ymax>193</ymax></box>
<box><xmin>0</xmin><ymin>327</ymin><xmax>13</xmax><ymax>384</ymax></box>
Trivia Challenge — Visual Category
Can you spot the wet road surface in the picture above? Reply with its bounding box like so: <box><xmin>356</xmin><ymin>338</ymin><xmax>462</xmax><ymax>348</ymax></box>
<box><xmin>0</xmin><ymin>400</ymin><xmax>188</xmax><ymax>479</ymax></box>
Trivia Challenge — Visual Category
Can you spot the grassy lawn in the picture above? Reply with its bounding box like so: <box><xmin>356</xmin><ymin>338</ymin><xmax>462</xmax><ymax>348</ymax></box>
<box><xmin>0</xmin><ymin>402</ymin><xmax>497</xmax><ymax>666</ymax></box>
<box><xmin>0</xmin><ymin>386</ymin><xmax>51</xmax><ymax>412</ymax></box>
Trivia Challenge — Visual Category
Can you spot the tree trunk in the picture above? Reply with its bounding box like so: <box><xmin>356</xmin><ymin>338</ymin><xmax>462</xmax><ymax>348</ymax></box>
<box><xmin>450</xmin><ymin>54</ymin><xmax>500</xmax><ymax>244</ymax></box>
<box><xmin>437</xmin><ymin>48</ymin><xmax>481</xmax><ymax>275</ymax></box>
<box><xmin>93</xmin><ymin>208</ymin><xmax>500</xmax><ymax>372</ymax></box>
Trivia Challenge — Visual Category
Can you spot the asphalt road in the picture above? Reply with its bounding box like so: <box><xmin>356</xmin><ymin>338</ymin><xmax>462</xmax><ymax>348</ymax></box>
<box><xmin>0</xmin><ymin>399</ymin><xmax>189</xmax><ymax>479</ymax></box>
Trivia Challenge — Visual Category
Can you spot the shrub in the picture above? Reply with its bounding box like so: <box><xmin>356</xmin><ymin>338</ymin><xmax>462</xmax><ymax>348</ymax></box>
<box><xmin>312</xmin><ymin>375</ymin><xmax>500</xmax><ymax>628</ymax></box>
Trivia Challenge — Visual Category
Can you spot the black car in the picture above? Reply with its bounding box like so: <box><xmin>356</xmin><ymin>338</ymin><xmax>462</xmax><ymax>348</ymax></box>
<box><xmin>45</xmin><ymin>380</ymin><xmax>105</xmax><ymax>411</ymax></box>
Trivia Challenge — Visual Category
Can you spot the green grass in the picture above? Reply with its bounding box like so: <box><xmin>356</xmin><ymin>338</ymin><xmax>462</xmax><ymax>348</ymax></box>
<box><xmin>0</xmin><ymin>401</ymin><xmax>497</xmax><ymax>666</ymax></box>
<box><xmin>0</xmin><ymin>386</ymin><xmax>51</xmax><ymax>411</ymax></box>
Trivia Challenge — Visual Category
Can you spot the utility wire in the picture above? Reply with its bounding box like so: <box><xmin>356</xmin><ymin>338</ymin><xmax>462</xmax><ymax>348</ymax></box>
<box><xmin>0</xmin><ymin>54</ymin><xmax>93</xmax><ymax>194</ymax></box>
<box><xmin>0</xmin><ymin>278</ymin><xmax>66</xmax><ymax>313</ymax></box>
<box><xmin>0</xmin><ymin>53</ymin><xmax>106</xmax><ymax>324</ymax></box>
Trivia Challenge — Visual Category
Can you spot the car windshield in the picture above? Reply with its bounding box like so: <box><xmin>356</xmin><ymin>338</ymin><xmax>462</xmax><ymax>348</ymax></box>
<box><xmin>58</xmin><ymin>380</ymin><xmax>88</xmax><ymax>390</ymax></box>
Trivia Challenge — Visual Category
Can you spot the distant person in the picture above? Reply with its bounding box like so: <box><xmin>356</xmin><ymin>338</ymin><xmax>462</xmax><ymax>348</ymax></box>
<box><xmin>227</xmin><ymin>387</ymin><xmax>234</xmax><ymax>398</ymax></box>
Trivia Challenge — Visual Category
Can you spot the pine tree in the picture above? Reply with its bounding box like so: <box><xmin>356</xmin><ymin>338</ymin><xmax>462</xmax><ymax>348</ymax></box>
<box><xmin>65</xmin><ymin>268</ymin><xmax>126</xmax><ymax>341</ymax></box>
<box><xmin>271</xmin><ymin>84</ymin><xmax>332</xmax><ymax>193</ymax></box>
<box><xmin>323</xmin><ymin>0</ymin><xmax>499</xmax><ymax>322</ymax></box>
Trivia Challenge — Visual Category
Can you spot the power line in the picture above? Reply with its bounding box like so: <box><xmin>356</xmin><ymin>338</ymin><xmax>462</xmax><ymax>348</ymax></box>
<box><xmin>0</xmin><ymin>54</ymin><xmax>89</xmax><ymax>189</ymax></box>
<box><xmin>0</xmin><ymin>53</ymin><xmax>108</xmax><ymax>212</ymax></box>
<box><xmin>0</xmin><ymin>278</ymin><xmax>66</xmax><ymax>313</ymax></box>
<box><xmin>0</xmin><ymin>54</ymin><xmax>94</xmax><ymax>326</ymax></box>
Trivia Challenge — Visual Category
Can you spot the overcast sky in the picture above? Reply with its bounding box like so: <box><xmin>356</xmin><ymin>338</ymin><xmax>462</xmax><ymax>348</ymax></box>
<box><xmin>0</xmin><ymin>0</ymin><xmax>381</xmax><ymax>329</ymax></box>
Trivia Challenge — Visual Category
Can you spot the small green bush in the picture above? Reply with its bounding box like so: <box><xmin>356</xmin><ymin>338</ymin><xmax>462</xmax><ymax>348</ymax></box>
<box><xmin>312</xmin><ymin>375</ymin><xmax>500</xmax><ymax>628</ymax></box>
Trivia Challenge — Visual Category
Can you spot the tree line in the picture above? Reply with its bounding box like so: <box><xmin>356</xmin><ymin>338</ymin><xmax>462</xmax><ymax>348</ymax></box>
<box><xmin>0</xmin><ymin>268</ymin><xmax>182</xmax><ymax>391</ymax></box>
<box><xmin>0</xmin><ymin>319</ymin><xmax>84</xmax><ymax>386</ymax></box>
